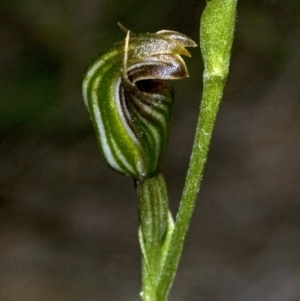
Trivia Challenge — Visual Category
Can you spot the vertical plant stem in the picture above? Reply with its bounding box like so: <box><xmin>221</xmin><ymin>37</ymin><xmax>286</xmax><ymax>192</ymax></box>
<box><xmin>136</xmin><ymin>172</ymin><xmax>174</xmax><ymax>301</ymax></box>
<box><xmin>156</xmin><ymin>1</ymin><xmax>238</xmax><ymax>299</ymax></box>
<box><xmin>157</xmin><ymin>77</ymin><xmax>225</xmax><ymax>300</ymax></box>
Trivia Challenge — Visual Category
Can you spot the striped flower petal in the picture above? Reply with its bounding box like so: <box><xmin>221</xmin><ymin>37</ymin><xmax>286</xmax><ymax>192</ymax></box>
<box><xmin>82</xmin><ymin>28</ymin><xmax>196</xmax><ymax>179</ymax></box>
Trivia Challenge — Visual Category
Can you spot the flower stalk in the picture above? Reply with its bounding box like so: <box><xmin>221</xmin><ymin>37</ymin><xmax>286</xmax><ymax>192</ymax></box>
<box><xmin>136</xmin><ymin>173</ymin><xmax>174</xmax><ymax>301</ymax></box>
<box><xmin>156</xmin><ymin>0</ymin><xmax>238</xmax><ymax>299</ymax></box>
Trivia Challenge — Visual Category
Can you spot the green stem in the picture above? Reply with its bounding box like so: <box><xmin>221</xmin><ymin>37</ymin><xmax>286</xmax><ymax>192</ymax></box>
<box><xmin>156</xmin><ymin>0</ymin><xmax>238</xmax><ymax>299</ymax></box>
<box><xmin>136</xmin><ymin>172</ymin><xmax>174</xmax><ymax>301</ymax></box>
<box><xmin>156</xmin><ymin>77</ymin><xmax>225</xmax><ymax>300</ymax></box>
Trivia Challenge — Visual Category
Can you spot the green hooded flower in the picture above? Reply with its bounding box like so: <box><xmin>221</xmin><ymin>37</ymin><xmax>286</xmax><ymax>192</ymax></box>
<box><xmin>82</xmin><ymin>28</ymin><xmax>196</xmax><ymax>179</ymax></box>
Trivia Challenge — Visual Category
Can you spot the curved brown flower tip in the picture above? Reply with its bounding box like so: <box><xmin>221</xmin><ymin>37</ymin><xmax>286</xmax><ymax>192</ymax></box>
<box><xmin>156</xmin><ymin>30</ymin><xmax>198</xmax><ymax>49</ymax></box>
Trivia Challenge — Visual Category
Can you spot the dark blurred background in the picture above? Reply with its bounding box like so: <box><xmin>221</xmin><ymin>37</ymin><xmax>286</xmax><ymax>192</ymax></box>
<box><xmin>1</xmin><ymin>0</ymin><xmax>300</xmax><ymax>300</ymax></box>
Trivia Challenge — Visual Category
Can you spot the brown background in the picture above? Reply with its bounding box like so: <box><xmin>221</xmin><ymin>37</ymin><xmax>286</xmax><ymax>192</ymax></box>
<box><xmin>1</xmin><ymin>0</ymin><xmax>300</xmax><ymax>300</ymax></box>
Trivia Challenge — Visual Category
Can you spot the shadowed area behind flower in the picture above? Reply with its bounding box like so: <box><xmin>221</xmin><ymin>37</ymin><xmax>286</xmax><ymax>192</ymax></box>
<box><xmin>1</xmin><ymin>0</ymin><xmax>300</xmax><ymax>300</ymax></box>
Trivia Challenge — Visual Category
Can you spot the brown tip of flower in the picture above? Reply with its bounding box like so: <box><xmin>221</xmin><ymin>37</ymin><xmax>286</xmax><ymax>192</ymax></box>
<box><xmin>156</xmin><ymin>30</ymin><xmax>197</xmax><ymax>48</ymax></box>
